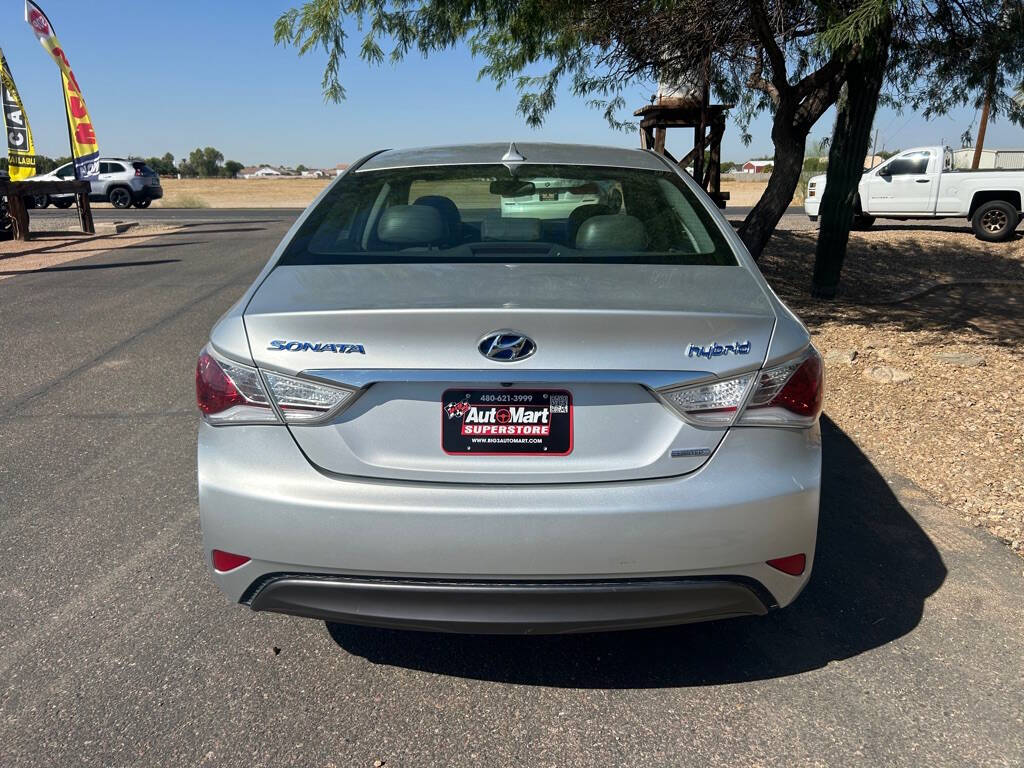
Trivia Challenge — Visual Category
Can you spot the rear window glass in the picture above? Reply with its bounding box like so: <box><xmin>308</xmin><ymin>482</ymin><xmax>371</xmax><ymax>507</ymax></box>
<box><xmin>276</xmin><ymin>164</ymin><xmax>737</xmax><ymax>266</ymax></box>
<box><xmin>132</xmin><ymin>162</ymin><xmax>157</xmax><ymax>176</ymax></box>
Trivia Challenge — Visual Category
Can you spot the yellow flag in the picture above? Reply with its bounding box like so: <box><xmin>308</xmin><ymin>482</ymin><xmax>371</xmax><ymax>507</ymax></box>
<box><xmin>25</xmin><ymin>0</ymin><xmax>100</xmax><ymax>179</ymax></box>
<box><xmin>1</xmin><ymin>48</ymin><xmax>37</xmax><ymax>180</ymax></box>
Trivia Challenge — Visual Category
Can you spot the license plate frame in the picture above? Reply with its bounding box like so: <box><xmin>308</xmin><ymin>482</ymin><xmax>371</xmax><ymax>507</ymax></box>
<box><xmin>441</xmin><ymin>388</ymin><xmax>572</xmax><ymax>456</ymax></box>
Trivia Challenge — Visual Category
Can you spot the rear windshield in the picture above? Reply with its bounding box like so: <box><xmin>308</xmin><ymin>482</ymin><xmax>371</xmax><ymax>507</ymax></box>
<box><xmin>132</xmin><ymin>162</ymin><xmax>157</xmax><ymax>176</ymax></box>
<box><xmin>277</xmin><ymin>164</ymin><xmax>737</xmax><ymax>266</ymax></box>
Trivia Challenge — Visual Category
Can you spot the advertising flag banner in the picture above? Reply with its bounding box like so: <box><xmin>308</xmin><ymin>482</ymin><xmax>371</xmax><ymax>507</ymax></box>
<box><xmin>24</xmin><ymin>0</ymin><xmax>99</xmax><ymax>179</ymax></box>
<box><xmin>0</xmin><ymin>48</ymin><xmax>37</xmax><ymax>180</ymax></box>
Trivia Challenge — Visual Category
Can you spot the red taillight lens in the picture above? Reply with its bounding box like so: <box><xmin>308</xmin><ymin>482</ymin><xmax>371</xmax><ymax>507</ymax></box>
<box><xmin>195</xmin><ymin>347</ymin><xmax>277</xmax><ymax>424</ymax></box>
<box><xmin>135</xmin><ymin>168</ymin><xmax>143</xmax><ymax>176</ymax></box>
<box><xmin>770</xmin><ymin>354</ymin><xmax>823</xmax><ymax>417</ymax></box>
<box><xmin>767</xmin><ymin>553</ymin><xmax>806</xmax><ymax>576</ymax></box>
<box><xmin>196</xmin><ymin>351</ymin><xmax>244</xmax><ymax>414</ymax></box>
<box><xmin>211</xmin><ymin>549</ymin><xmax>251</xmax><ymax>572</ymax></box>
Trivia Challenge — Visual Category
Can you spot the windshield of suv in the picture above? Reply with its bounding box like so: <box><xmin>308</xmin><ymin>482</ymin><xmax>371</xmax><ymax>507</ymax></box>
<box><xmin>276</xmin><ymin>163</ymin><xmax>737</xmax><ymax>266</ymax></box>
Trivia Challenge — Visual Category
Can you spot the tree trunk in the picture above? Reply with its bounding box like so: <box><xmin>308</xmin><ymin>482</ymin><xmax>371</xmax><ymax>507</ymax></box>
<box><xmin>738</xmin><ymin>116</ymin><xmax>807</xmax><ymax>260</ymax></box>
<box><xmin>811</xmin><ymin>19</ymin><xmax>893</xmax><ymax>299</ymax></box>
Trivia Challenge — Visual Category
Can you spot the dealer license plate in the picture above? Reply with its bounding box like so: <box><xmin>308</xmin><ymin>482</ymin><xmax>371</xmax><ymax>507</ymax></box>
<box><xmin>441</xmin><ymin>389</ymin><xmax>572</xmax><ymax>455</ymax></box>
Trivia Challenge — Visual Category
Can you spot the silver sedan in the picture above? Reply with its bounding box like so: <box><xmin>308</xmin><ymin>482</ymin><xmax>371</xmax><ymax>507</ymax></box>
<box><xmin>197</xmin><ymin>142</ymin><xmax>822</xmax><ymax>634</ymax></box>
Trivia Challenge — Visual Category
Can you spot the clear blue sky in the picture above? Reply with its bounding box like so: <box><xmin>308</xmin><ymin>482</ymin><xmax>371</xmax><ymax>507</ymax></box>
<box><xmin>2</xmin><ymin>0</ymin><xmax>1021</xmax><ymax>167</ymax></box>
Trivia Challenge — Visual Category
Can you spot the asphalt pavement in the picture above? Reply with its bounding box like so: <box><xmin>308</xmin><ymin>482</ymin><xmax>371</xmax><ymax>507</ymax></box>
<box><xmin>1</xmin><ymin>214</ymin><xmax>1021</xmax><ymax>767</ymax></box>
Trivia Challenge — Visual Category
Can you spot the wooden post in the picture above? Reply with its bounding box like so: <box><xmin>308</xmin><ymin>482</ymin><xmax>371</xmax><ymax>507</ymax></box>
<box><xmin>7</xmin><ymin>192</ymin><xmax>29</xmax><ymax>241</ymax></box>
<box><xmin>78</xmin><ymin>189</ymin><xmax>95</xmax><ymax>234</ymax></box>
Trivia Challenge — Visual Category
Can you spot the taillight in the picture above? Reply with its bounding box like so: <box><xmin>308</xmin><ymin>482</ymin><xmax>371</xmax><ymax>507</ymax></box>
<box><xmin>657</xmin><ymin>347</ymin><xmax>823</xmax><ymax>428</ymax></box>
<box><xmin>135</xmin><ymin>168</ymin><xmax>143</xmax><ymax>176</ymax></box>
<box><xmin>738</xmin><ymin>349</ymin><xmax>823</xmax><ymax>427</ymax></box>
<box><xmin>196</xmin><ymin>348</ymin><xmax>277</xmax><ymax>424</ymax></box>
<box><xmin>262</xmin><ymin>370</ymin><xmax>355</xmax><ymax>423</ymax></box>
<box><xmin>195</xmin><ymin>347</ymin><xmax>358</xmax><ymax>425</ymax></box>
<box><xmin>658</xmin><ymin>374</ymin><xmax>753</xmax><ymax>427</ymax></box>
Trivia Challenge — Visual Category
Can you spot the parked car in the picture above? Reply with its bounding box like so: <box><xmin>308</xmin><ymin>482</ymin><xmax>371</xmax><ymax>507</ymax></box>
<box><xmin>197</xmin><ymin>142</ymin><xmax>823</xmax><ymax>634</ymax></box>
<box><xmin>804</xmin><ymin>145</ymin><xmax>1024</xmax><ymax>241</ymax></box>
<box><xmin>27</xmin><ymin>158</ymin><xmax>163</xmax><ymax>209</ymax></box>
<box><xmin>0</xmin><ymin>170</ymin><xmax>13</xmax><ymax>239</ymax></box>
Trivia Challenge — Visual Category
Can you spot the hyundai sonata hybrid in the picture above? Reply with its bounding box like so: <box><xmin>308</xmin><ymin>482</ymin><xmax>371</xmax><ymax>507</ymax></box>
<box><xmin>197</xmin><ymin>142</ymin><xmax>822</xmax><ymax>634</ymax></box>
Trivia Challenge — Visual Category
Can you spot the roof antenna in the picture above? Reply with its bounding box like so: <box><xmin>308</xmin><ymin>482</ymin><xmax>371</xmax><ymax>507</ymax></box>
<box><xmin>501</xmin><ymin>141</ymin><xmax>526</xmax><ymax>171</ymax></box>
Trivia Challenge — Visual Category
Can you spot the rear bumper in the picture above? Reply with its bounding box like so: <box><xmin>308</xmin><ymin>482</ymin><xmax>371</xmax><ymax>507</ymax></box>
<box><xmin>136</xmin><ymin>185</ymin><xmax>163</xmax><ymax>201</ymax></box>
<box><xmin>199</xmin><ymin>422</ymin><xmax>821</xmax><ymax>630</ymax></box>
<box><xmin>245</xmin><ymin>574</ymin><xmax>772</xmax><ymax>634</ymax></box>
<box><xmin>804</xmin><ymin>197</ymin><xmax>820</xmax><ymax>217</ymax></box>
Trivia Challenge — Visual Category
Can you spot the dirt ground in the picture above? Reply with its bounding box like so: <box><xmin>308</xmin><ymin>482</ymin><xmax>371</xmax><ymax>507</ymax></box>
<box><xmin>0</xmin><ymin>225</ymin><xmax>176</xmax><ymax>279</ymax></box>
<box><xmin>152</xmin><ymin>177</ymin><xmax>774</xmax><ymax>209</ymax></box>
<box><xmin>759</xmin><ymin>224</ymin><xmax>1024</xmax><ymax>555</ymax></box>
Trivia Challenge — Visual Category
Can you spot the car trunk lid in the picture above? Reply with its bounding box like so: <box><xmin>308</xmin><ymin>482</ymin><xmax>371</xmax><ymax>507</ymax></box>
<box><xmin>243</xmin><ymin>262</ymin><xmax>776</xmax><ymax>483</ymax></box>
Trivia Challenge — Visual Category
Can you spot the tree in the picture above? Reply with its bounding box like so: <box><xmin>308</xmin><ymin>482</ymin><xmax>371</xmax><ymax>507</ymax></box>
<box><xmin>813</xmin><ymin>0</ymin><xmax>894</xmax><ymax>298</ymax></box>
<box><xmin>145</xmin><ymin>153</ymin><xmax>176</xmax><ymax>175</ymax></box>
<box><xmin>222</xmin><ymin>160</ymin><xmax>244</xmax><ymax>178</ymax></box>
<box><xmin>296</xmin><ymin>164</ymin><xmax>308</xmax><ymax>173</ymax></box>
<box><xmin>187</xmin><ymin>146</ymin><xmax>225</xmax><ymax>177</ymax></box>
<box><xmin>274</xmin><ymin>0</ymin><xmax>867</xmax><ymax>259</ymax></box>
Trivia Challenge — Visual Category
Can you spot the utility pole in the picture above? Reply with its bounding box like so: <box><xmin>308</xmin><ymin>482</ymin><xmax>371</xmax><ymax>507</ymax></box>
<box><xmin>870</xmin><ymin>128</ymin><xmax>879</xmax><ymax>166</ymax></box>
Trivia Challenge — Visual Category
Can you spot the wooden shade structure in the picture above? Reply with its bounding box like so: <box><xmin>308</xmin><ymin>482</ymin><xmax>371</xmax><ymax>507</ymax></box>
<box><xmin>636</xmin><ymin>96</ymin><xmax>732</xmax><ymax>208</ymax></box>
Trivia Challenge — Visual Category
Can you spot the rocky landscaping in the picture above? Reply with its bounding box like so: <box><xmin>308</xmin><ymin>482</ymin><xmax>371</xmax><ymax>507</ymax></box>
<box><xmin>759</xmin><ymin>224</ymin><xmax>1024</xmax><ymax>556</ymax></box>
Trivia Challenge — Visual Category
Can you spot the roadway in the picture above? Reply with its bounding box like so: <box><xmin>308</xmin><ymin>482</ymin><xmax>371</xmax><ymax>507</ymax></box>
<box><xmin>1</xmin><ymin>213</ymin><xmax>1020</xmax><ymax>767</ymax></box>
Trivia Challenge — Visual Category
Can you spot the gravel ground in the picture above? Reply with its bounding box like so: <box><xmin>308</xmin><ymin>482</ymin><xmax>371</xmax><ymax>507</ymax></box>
<box><xmin>759</xmin><ymin>225</ymin><xmax>1024</xmax><ymax>555</ymax></box>
<box><xmin>0</xmin><ymin>225</ymin><xmax>175</xmax><ymax>278</ymax></box>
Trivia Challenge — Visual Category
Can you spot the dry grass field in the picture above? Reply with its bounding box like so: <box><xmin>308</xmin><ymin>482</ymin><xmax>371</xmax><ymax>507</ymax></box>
<box><xmin>152</xmin><ymin>176</ymin><xmax>777</xmax><ymax>209</ymax></box>
<box><xmin>153</xmin><ymin>177</ymin><xmax>331</xmax><ymax>208</ymax></box>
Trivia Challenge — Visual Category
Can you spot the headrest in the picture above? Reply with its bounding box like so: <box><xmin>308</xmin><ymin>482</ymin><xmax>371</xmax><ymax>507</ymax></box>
<box><xmin>414</xmin><ymin>195</ymin><xmax>461</xmax><ymax>224</ymax></box>
<box><xmin>574</xmin><ymin>214</ymin><xmax>648</xmax><ymax>251</ymax></box>
<box><xmin>481</xmin><ymin>217</ymin><xmax>542</xmax><ymax>242</ymax></box>
<box><xmin>376</xmin><ymin>205</ymin><xmax>445</xmax><ymax>245</ymax></box>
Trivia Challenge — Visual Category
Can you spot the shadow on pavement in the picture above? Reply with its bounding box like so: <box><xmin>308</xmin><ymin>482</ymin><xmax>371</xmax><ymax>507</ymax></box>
<box><xmin>0</xmin><ymin>258</ymin><xmax>180</xmax><ymax>276</ymax></box>
<box><xmin>326</xmin><ymin>416</ymin><xmax>947</xmax><ymax>687</ymax></box>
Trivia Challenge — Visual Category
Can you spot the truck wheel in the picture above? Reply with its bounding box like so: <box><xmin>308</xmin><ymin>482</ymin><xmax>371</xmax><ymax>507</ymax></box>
<box><xmin>808</xmin><ymin>215</ymin><xmax>818</xmax><ymax>223</ymax></box>
<box><xmin>133</xmin><ymin>199</ymin><xmax>152</xmax><ymax>209</ymax></box>
<box><xmin>972</xmin><ymin>200</ymin><xmax>1019</xmax><ymax>242</ymax></box>
<box><xmin>109</xmin><ymin>186</ymin><xmax>133</xmax><ymax>209</ymax></box>
<box><xmin>852</xmin><ymin>214</ymin><xmax>875</xmax><ymax>229</ymax></box>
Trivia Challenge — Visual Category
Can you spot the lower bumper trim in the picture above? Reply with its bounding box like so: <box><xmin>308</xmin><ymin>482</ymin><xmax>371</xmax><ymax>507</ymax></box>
<box><xmin>246</xmin><ymin>574</ymin><xmax>772</xmax><ymax>634</ymax></box>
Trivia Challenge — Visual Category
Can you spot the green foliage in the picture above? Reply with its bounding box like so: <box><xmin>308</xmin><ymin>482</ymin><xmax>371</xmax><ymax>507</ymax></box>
<box><xmin>803</xmin><ymin>156</ymin><xmax>828</xmax><ymax>174</ymax></box>
<box><xmin>185</xmin><ymin>147</ymin><xmax>225</xmax><ymax>178</ymax></box>
<box><xmin>222</xmin><ymin>160</ymin><xmax>245</xmax><ymax>178</ymax></box>
<box><xmin>143</xmin><ymin>153</ymin><xmax>176</xmax><ymax>175</ymax></box>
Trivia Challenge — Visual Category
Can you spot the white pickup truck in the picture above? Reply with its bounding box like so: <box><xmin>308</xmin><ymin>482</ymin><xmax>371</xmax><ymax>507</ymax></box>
<box><xmin>804</xmin><ymin>145</ymin><xmax>1024</xmax><ymax>241</ymax></box>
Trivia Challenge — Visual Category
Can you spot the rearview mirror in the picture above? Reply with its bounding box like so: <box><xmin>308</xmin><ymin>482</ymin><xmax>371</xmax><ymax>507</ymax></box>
<box><xmin>489</xmin><ymin>179</ymin><xmax>536</xmax><ymax>197</ymax></box>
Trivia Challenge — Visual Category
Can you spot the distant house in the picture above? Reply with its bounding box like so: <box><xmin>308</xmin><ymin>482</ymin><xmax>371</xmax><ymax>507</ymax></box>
<box><xmin>334</xmin><ymin>163</ymin><xmax>350</xmax><ymax>177</ymax></box>
<box><xmin>741</xmin><ymin>159</ymin><xmax>774</xmax><ymax>174</ymax></box>
<box><xmin>242</xmin><ymin>166</ymin><xmax>283</xmax><ymax>179</ymax></box>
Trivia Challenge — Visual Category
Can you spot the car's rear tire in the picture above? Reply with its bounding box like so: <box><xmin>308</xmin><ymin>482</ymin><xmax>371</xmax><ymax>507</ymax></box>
<box><xmin>133</xmin><ymin>199</ymin><xmax>152</xmax><ymax>209</ymax></box>
<box><xmin>31</xmin><ymin>193</ymin><xmax>49</xmax><ymax>209</ymax></box>
<box><xmin>852</xmin><ymin>214</ymin><xmax>875</xmax><ymax>229</ymax></box>
<box><xmin>0</xmin><ymin>196</ymin><xmax>12</xmax><ymax>240</ymax></box>
<box><xmin>109</xmin><ymin>186</ymin><xmax>133</xmax><ymax>209</ymax></box>
<box><xmin>971</xmin><ymin>200</ymin><xmax>1019</xmax><ymax>242</ymax></box>
<box><xmin>53</xmin><ymin>198</ymin><xmax>74</xmax><ymax>209</ymax></box>
<box><xmin>808</xmin><ymin>215</ymin><xmax>818</xmax><ymax>223</ymax></box>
